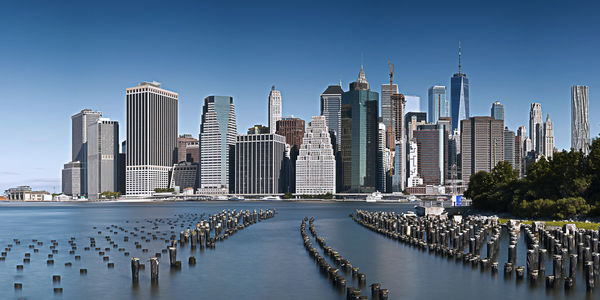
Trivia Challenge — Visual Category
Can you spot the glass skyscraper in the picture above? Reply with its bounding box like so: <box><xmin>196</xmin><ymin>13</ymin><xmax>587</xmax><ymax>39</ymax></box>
<box><xmin>450</xmin><ymin>45</ymin><xmax>469</xmax><ymax>132</ymax></box>
<box><xmin>491</xmin><ymin>101</ymin><xmax>504</xmax><ymax>120</ymax></box>
<box><xmin>340</xmin><ymin>66</ymin><xmax>379</xmax><ymax>193</ymax></box>
<box><xmin>428</xmin><ymin>85</ymin><xmax>448</xmax><ymax>123</ymax></box>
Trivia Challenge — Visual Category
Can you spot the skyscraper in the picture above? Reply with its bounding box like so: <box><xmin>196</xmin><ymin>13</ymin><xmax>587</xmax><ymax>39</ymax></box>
<box><xmin>340</xmin><ymin>66</ymin><xmax>379</xmax><ymax>192</ymax></box>
<box><xmin>87</xmin><ymin>119</ymin><xmax>120</xmax><ymax>200</ymax></box>
<box><xmin>491</xmin><ymin>101</ymin><xmax>504</xmax><ymax>120</ymax></box>
<box><xmin>460</xmin><ymin>116</ymin><xmax>504</xmax><ymax>183</ymax></box>
<box><xmin>268</xmin><ymin>86</ymin><xmax>282</xmax><ymax>134</ymax></box>
<box><xmin>414</xmin><ymin>124</ymin><xmax>447</xmax><ymax>185</ymax></box>
<box><xmin>276</xmin><ymin>117</ymin><xmax>305</xmax><ymax>193</ymax></box>
<box><xmin>529</xmin><ymin>103</ymin><xmax>543</xmax><ymax>154</ymax></box>
<box><xmin>404</xmin><ymin>95</ymin><xmax>422</xmax><ymax>113</ymax></box>
<box><xmin>381</xmin><ymin>83</ymin><xmax>399</xmax><ymax>132</ymax></box>
<box><xmin>571</xmin><ymin>85</ymin><xmax>590</xmax><ymax>155</ymax></box>
<box><xmin>543</xmin><ymin>114</ymin><xmax>554</xmax><ymax>159</ymax></box>
<box><xmin>450</xmin><ymin>43</ymin><xmax>469</xmax><ymax>132</ymax></box>
<box><xmin>295</xmin><ymin>116</ymin><xmax>336</xmax><ymax>195</ymax></box>
<box><xmin>428</xmin><ymin>85</ymin><xmax>449</xmax><ymax>123</ymax></box>
<box><xmin>199</xmin><ymin>96</ymin><xmax>237</xmax><ymax>193</ymax></box>
<box><xmin>320</xmin><ymin>85</ymin><xmax>343</xmax><ymax>145</ymax></box>
<box><xmin>377</xmin><ymin>122</ymin><xmax>388</xmax><ymax>192</ymax></box>
<box><xmin>62</xmin><ymin>161</ymin><xmax>82</xmax><ymax>197</ymax></box>
<box><xmin>126</xmin><ymin>81</ymin><xmax>178</xmax><ymax>195</ymax></box>
<box><xmin>391</xmin><ymin>93</ymin><xmax>406</xmax><ymax>192</ymax></box>
<box><xmin>503</xmin><ymin>127</ymin><xmax>515</xmax><ymax>168</ymax></box>
<box><xmin>234</xmin><ymin>133</ymin><xmax>286</xmax><ymax>194</ymax></box>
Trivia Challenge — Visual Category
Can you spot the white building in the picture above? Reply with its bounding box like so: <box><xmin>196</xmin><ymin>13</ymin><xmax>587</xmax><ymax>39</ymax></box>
<box><xmin>295</xmin><ymin>116</ymin><xmax>336</xmax><ymax>195</ymax></box>
<box><xmin>571</xmin><ymin>85</ymin><xmax>590</xmax><ymax>155</ymax></box>
<box><xmin>268</xmin><ymin>86</ymin><xmax>282</xmax><ymax>134</ymax></box>
<box><xmin>529</xmin><ymin>103</ymin><xmax>543</xmax><ymax>154</ymax></box>
<box><xmin>407</xmin><ymin>140</ymin><xmax>423</xmax><ymax>187</ymax></box>
<box><xmin>198</xmin><ymin>96</ymin><xmax>237</xmax><ymax>193</ymax></box>
<box><xmin>542</xmin><ymin>114</ymin><xmax>554</xmax><ymax>159</ymax></box>
<box><xmin>126</xmin><ymin>82</ymin><xmax>178</xmax><ymax>196</ymax></box>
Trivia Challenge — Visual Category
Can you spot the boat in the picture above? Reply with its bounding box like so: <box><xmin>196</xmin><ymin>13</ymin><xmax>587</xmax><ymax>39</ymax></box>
<box><xmin>214</xmin><ymin>195</ymin><xmax>229</xmax><ymax>201</ymax></box>
<box><xmin>366</xmin><ymin>191</ymin><xmax>383</xmax><ymax>202</ymax></box>
<box><xmin>407</xmin><ymin>195</ymin><xmax>419</xmax><ymax>202</ymax></box>
<box><xmin>262</xmin><ymin>196</ymin><xmax>281</xmax><ymax>201</ymax></box>
<box><xmin>229</xmin><ymin>196</ymin><xmax>245</xmax><ymax>201</ymax></box>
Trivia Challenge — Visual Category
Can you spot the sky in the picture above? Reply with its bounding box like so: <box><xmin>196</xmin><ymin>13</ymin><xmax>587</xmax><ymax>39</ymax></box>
<box><xmin>0</xmin><ymin>0</ymin><xmax>599</xmax><ymax>193</ymax></box>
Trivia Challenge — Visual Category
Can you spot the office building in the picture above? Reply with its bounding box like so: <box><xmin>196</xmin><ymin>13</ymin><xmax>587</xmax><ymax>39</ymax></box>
<box><xmin>460</xmin><ymin>116</ymin><xmax>504</xmax><ymax>183</ymax></box>
<box><xmin>177</xmin><ymin>134</ymin><xmax>199</xmax><ymax>163</ymax></box>
<box><xmin>414</xmin><ymin>124</ymin><xmax>447</xmax><ymax>185</ymax></box>
<box><xmin>514</xmin><ymin>135</ymin><xmax>523</xmax><ymax>177</ymax></box>
<box><xmin>377</xmin><ymin>123</ymin><xmax>389</xmax><ymax>192</ymax></box>
<box><xmin>126</xmin><ymin>81</ymin><xmax>178</xmax><ymax>195</ymax></box>
<box><xmin>169</xmin><ymin>162</ymin><xmax>199</xmax><ymax>191</ymax></box>
<box><xmin>276</xmin><ymin>116</ymin><xmax>305</xmax><ymax>193</ymax></box>
<box><xmin>451</xmin><ymin>44</ymin><xmax>469</xmax><ymax>132</ymax></box>
<box><xmin>198</xmin><ymin>96</ymin><xmax>237</xmax><ymax>193</ymax></box>
<box><xmin>404</xmin><ymin>95</ymin><xmax>422</xmax><ymax>113</ymax></box>
<box><xmin>391</xmin><ymin>93</ymin><xmax>406</xmax><ymax>192</ymax></box>
<box><xmin>381</xmin><ymin>83</ymin><xmax>399</xmax><ymax>135</ymax></box>
<box><xmin>234</xmin><ymin>133</ymin><xmax>286</xmax><ymax>194</ymax></box>
<box><xmin>295</xmin><ymin>116</ymin><xmax>336</xmax><ymax>194</ymax></box>
<box><xmin>529</xmin><ymin>103</ymin><xmax>543</xmax><ymax>153</ymax></box>
<box><xmin>407</xmin><ymin>140</ymin><xmax>423</xmax><ymax>187</ymax></box>
<box><xmin>268</xmin><ymin>86</ymin><xmax>282</xmax><ymax>134</ymax></box>
<box><xmin>320</xmin><ymin>85</ymin><xmax>343</xmax><ymax>145</ymax></box>
<box><xmin>62</xmin><ymin>161</ymin><xmax>82</xmax><ymax>197</ymax></box>
<box><xmin>406</xmin><ymin>112</ymin><xmax>427</xmax><ymax>141</ymax></box>
<box><xmin>503</xmin><ymin>127</ymin><xmax>515</xmax><ymax>169</ymax></box>
<box><xmin>340</xmin><ymin>66</ymin><xmax>379</xmax><ymax>193</ymax></box>
<box><xmin>491</xmin><ymin>101</ymin><xmax>504</xmax><ymax>120</ymax></box>
<box><xmin>571</xmin><ymin>85</ymin><xmax>590</xmax><ymax>155</ymax></box>
<box><xmin>428</xmin><ymin>86</ymin><xmax>449</xmax><ymax>123</ymax></box>
<box><xmin>543</xmin><ymin>114</ymin><xmax>554</xmax><ymax>159</ymax></box>
<box><xmin>87</xmin><ymin>119</ymin><xmax>119</xmax><ymax>200</ymax></box>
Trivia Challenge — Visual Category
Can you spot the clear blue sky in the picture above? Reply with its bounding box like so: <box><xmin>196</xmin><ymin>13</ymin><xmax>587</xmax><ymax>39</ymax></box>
<box><xmin>1</xmin><ymin>0</ymin><xmax>598</xmax><ymax>192</ymax></box>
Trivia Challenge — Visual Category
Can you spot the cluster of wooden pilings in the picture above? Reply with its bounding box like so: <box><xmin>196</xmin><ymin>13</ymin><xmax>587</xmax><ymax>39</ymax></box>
<box><xmin>301</xmin><ymin>217</ymin><xmax>389</xmax><ymax>300</ymax></box>
<box><xmin>4</xmin><ymin>208</ymin><xmax>275</xmax><ymax>294</ymax></box>
<box><xmin>351</xmin><ymin>210</ymin><xmax>600</xmax><ymax>292</ymax></box>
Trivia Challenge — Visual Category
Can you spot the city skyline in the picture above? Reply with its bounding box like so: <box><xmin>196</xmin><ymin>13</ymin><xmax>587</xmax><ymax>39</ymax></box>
<box><xmin>1</xmin><ymin>0</ymin><xmax>599</xmax><ymax>192</ymax></box>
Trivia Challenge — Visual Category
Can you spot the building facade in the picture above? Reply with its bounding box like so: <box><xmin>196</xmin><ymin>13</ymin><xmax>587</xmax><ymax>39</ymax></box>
<box><xmin>62</xmin><ymin>161</ymin><xmax>82</xmax><ymax>197</ymax></box>
<box><xmin>268</xmin><ymin>86</ymin><xmax>282</xmax><ymax>134</ymax></box>
<box><xmin>199</xmin><ymin>96</ymin><xmax>237</xmax><ymax>193</ymax></box>
<box><xmin>295</xmin><ymin>116</ymin><xmax>336</xmax><ymax>194</ymax></box>
<box><xmin>381</xmin><ymin>83</ymin><xmax>399</xmax><ymax>135</ymax></box>
<box><xmin>340</xmin><ymin>66</ymin><xmax>379</xmax><ymax>193</ymax></box>
<box><xmin>320</xmin><ymin>85</ymin><xmax>343</xmax><ymax>146</ymax></box>
<box><xmin>177</xmin><ymin>134</ymin><xmax>199</xmax><ymax>163</ymax></box>
<box><xmin>503</xmin><ymin>127</ymin><xmax>516</xmax><ymax>168</ymax></box>
<box><xmin>391</xmin><ymin>93</ymin><xmax>407</xmax><ymax>192</ymax></box>
<box><xmin>428</xmin><ymin>85</ymin><xmax>448</xmax><ymax>123</ymax></box>
<box><xmin>126</xmin><ymin>81</ymin><xmax>178</xmax><ymax>195</ymax></box>
<box><xmin>529</xmin><ymin>103</ymin><xmax>543</xmax><ymax>154</ymax></box>
<box><xmin>169</xmin><ymin>162</ymin><xmax>199</xmax><ymax>191</ymax></box>
<box><xmin>414</xmin><ymin>124</ymin><xmax>447</xmax><ymax>186</ymax></box>
<box><xmin>87</xmin><ymin>119</ymin><xmax>119</xmax><ymax>200</ymax></box>
<box><xmin>234</xmin><ymin>133</ymin><xmax>286</xmax><ymax>194</ymax></box>
<box><xmin>460</xmin><ymin>116</ymin><xmax>504</xmax><ymax>183</ymax></box>
<box><xmin>571</xmin><ymin>85</ymin><xmax>590</xmax><ymax>155</ymax></box>
<box><xmin>491</xmin><ymin>101</ymin><xmax>504</xmax><ymax>120</ymax></box>
<box><xmin>543</xmin><ymin>114</ymin><xmax>554</xmax><ymax>159</ymax></box>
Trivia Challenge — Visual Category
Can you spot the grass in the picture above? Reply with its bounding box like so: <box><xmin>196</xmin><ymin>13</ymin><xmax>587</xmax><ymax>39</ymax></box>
<box><xmin>498</xmin><ymin>218</ymin><xmax>600</xmax><ymax>230</ymax></box>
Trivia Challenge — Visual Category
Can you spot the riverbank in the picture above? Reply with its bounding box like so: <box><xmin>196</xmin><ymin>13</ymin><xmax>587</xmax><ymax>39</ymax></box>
<box><xmin>498</xmin><ymin>218</ymin><xmax>600</xmax><ymax>230</ymax></box>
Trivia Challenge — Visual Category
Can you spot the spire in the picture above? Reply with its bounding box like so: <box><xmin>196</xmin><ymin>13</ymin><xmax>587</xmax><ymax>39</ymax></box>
<box><xmin>358</xmin><ymin>65</ymin><xmax>367</xmax><ymax>84</ymax></box>
<box><xmin>546</xmin><ymin>113</ymin><xmax>550</xmax><ymax>122</ymax></box>
<box><xmin>271</xmin><ymin>85</ymin><xmax>275</xmax><ymax>91</ymax></box>
<box><xmin>458</xmin><ymin>41</ymin><xmax>462</xmax><ymax>75</ymax></box>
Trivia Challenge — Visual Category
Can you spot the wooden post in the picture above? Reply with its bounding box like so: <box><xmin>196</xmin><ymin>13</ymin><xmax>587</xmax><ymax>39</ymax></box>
<box><xmin>131</xmin><ymin>257</ymin><xmax>140</xmax><ymax>282</ymax></box>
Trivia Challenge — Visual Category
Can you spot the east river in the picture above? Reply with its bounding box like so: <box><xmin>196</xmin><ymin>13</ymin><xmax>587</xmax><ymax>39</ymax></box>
<box><xmin>0</xmin><ymin>202</ymin><xmax>595</xmax><ymax>299</ymax></box>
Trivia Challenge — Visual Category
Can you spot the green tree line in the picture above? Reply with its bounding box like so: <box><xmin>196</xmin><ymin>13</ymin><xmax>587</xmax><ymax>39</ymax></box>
<box><xmin>465</xmin><ymin>137</ymin><xmax>600</xmax><ymax>219</ymax></box>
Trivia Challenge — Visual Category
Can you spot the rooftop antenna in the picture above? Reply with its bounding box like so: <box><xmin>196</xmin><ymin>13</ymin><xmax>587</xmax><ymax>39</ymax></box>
<box><xmin>458</xmin><ymin>41</ymin><xmax>462</xmax><ymax>74</ymax></box>
<box><xmin>388</xmin><ymin>59</ymin><xmax>395</xmax><ymax>150</ymax></box>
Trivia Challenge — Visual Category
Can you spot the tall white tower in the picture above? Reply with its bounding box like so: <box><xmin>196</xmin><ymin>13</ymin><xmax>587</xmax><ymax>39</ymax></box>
<box><xmin>542</xmin><ymin>114</ymin><xmax>554</xmax><ymax>159</ymax></box>
<box><xmin>268</xmin><ymin>86</ymin><xmax>282</xmax><ymax>134</ymax></box>
<box><xmin>571</xmin><ymin>85</ymin><xmax>590</xmax><ymax>155</ymax></box>
<box><xmin>529</xmin><ymin>103</ymin><xmax>543</xmax><ymax>153</ymax></box>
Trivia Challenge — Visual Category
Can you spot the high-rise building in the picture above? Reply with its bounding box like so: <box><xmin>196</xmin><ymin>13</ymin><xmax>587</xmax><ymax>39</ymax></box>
<box><xmin>404</xmin><ymin>95</ymin><xmax>422</xmax><ymax>113</ymax></box>
<box><xmin>406</xmin><ymin>112</ymin><xmax>427</xmax><ymax>141</ymax></box>
<box><xmin>169</xmin><ymin>162</ymin><xmax>198</xmax><ymax>191</ymax></box>
<box><xmin>381</xmin><ymin>84</ymin><xmax>399</xmax><ymax>132</ymax></box>
<box><xmin>414</xmin><ymin>124</ymin><xmax>447</xmax><ymax>185</ymax></box>
<box><xmin>268</xmin><ymin>86</ymin><xmax>282</xmax><ymax>134</ymax></box>
<box><xmin>295</xmin><ymin>116</ymin><xmax>336</xmax><ymax>195</ymax></box>
<box><xmin>543</xmin><ymin>114</ymin><xmax>554</xmax><ymax>159</ymax></box>
<box><xmin>571</xmin><ymin>85</ymin><xmax>590</xmax><ymax>155</ymax></box>
<box><xmin>62</xmin><ymin>109</ymin><xmax>102</xmax><ymax>196</ymax></box>
<box><xmin>450</xmin><ymin>43</ymin><xmax>471</xmax><ymax>131</ymax></box>
<box><xmin>177</xmin><ymin>134</ymin><xmax>199</xmax><ymax>163</ymax></box>
<box><xmin>514</xmin><ymin>135</ymin><xmax>523</xmax><ymax>177</ymax></box>
<box><xmin>428</xmin><ymin>86</ymin><xmax>449</xmax><ymax>123</ymax></box>
<box><xmin>87</xmin><ymin>119</ymin><xmax>119</xmax><ymax>200</ymax></box>
<box><xmin>460</xmin><ymin>116</ymin><xmax>504</xmax><ymax>183</ymax></box>
<box><xmin>391</xmin><ymin>93</ymin><xmax>406</xmax><ymax>192</ymax></box>
<box><xmin>529</xmin><ymin>103</ymin><xmax>543</xmax><ymax>154</ymax></box>
<box><xmin>340</xmin><ymin>66</ymin><xmax>379</xmax><ymax>193</ymax></box>
<box><xmin>451</xmin><ymin>43</ymin><xmax>469</xmax><ymax>132</ymax></box>
<box><xmin>234</xmin><ymin>133</ymin><xmax>286</xmax><ymax>194</ymax></box>
<box><xmin>377</xmin><ymin>123</ymin><xmax>388</xmax><ymax>192</ymax></box>
<box><xmin>62</xmin><ymin>161</ymin><xmax>82</xmax><ymax>197</ymax></box>
<box><xmin>491</xmin><ymin>101</ymin><xmax>504</xmax><ymax>120</ymax></box>
<box><xmin>503</xmin><ymin>127</ymin><xmax>515</xmax><ymax>169</ymax></box>
<box><xmin>407</xmin><ymin>140</ymin><xmax>423</xmax><ymax>187</ymax></box>
<box><xmin>320</xmin><ymin>85</ymin><xmax>343</xmax><ymax>145</ymax></box>
<box><xmin>126</xmin><ymin>81</ymin><xmax>178</xmax><ymax>195</ymax></box>
<box><xmin>276</xmin><ymin>117</ymin><xmax>305</xmax><ymax>193</ymax></box>
<box><xmin>391</xmin><ymin>94</ymin><xmax>406</xmax><ymax>142</ymax></box>
<box><xmin>198</xmin><ymin>96</ymin><xmax>237</xmax><ymax>193</ymax></box>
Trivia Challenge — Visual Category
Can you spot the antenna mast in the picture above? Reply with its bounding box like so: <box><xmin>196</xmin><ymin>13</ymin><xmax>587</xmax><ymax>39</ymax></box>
<box><xmin>458</xmin><ymin>41</ymin><xmax>462</xmax><ymax>74</ymax></box>
<box><xmin>388</xmin><ymin>59</ymin><xmax>395</xmax><ymax>150</ymax></box>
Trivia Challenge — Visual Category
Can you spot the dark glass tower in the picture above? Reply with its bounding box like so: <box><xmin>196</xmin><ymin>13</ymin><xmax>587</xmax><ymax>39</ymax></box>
<box><xmin>450</xmin><ymin>43</ymin><xmax>469</xmax><ymax>132</ymax></box>
<box><xmin>340</xmin><ymin>66</ymin><xmax>379</xmax><ymax>193</ymax></box>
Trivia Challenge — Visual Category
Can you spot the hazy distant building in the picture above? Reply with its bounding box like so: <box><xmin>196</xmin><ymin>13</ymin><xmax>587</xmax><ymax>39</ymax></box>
<box><xmin>529</xmin><ymin>103</ymin><xmax>543</xmax><ymax>154</ymax></box>
<box><xmin>571</xmin><ymin>85</ymin><xmax>590</xmax><ymax>155</ymax></box>
<box><xmin>543</xmin><ymin>114</ymin><xmax>554</xmax><ymax>159</ymax></box>
<box><xmin>451</xmin><ymin>44</ymin><xmax>469</xmax><ymax>132</ymax></box>
<box><xmin>87</xmin><ymin>119</ymin><xmax>120</xmax><ymax>200</ymax></box>
<box><xmin>460</xmin><ymin>116</ymin><xmax>504</xmax><ymax>183</ymax></box>
<box><xmin>268</xmin><ymin>86</ymin><xmax>282</xmax><ymax>134</ymax></box>
<box><xmin>295</xmin><ymin>116</ymin><xmax>336</xmax><ymax>194</ymax></box>
<box><xmin>169</xmin><ymin>162</ymin><xmax>198</xmax><ymax>191</ymax></box>
<box><xmin>126</xmin><ymin>81</ymin><xmax>178</xmax><ymax>195</ymax></box>
<box><xmin>320</xmin><ymin>85</ymin><xmax>343</xmax><ymax>145</ymax></box>
<box><xmin>234</xmin><ymin>133</ymin><xmax>286</xmax><ymax>194</ymax></box>
<box><xmin>62</xmin><ymin>161</ymin><xmax>82</xmax><ymax>197</ymax></box>
<box><xmin>404</xmin><ymin>95</ymin><xmax>422</xmax><ymax>113</ymax></box>
<box><xmin>247</xmin><ymin>125</ymin><xmax>270</xmax><ymax>134</ymax></box>
<box><xmin>198</xmin><ymin>96</ymin><xmax>236</xmax><ymax>193</ymax></box>
<box><xmin>428</xmin><ymin>86</ymin><xmax>449</xmax><ymax>123</ymax></box>
<box><xmin>340</xmin><ymin>66</ymin><xmax>379</xmax><ymax>193</ymax></box>
<box><xmin>491</xmin><ymin>101</ymin><xmax>504</xmax><ymax>120</ymax></box>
